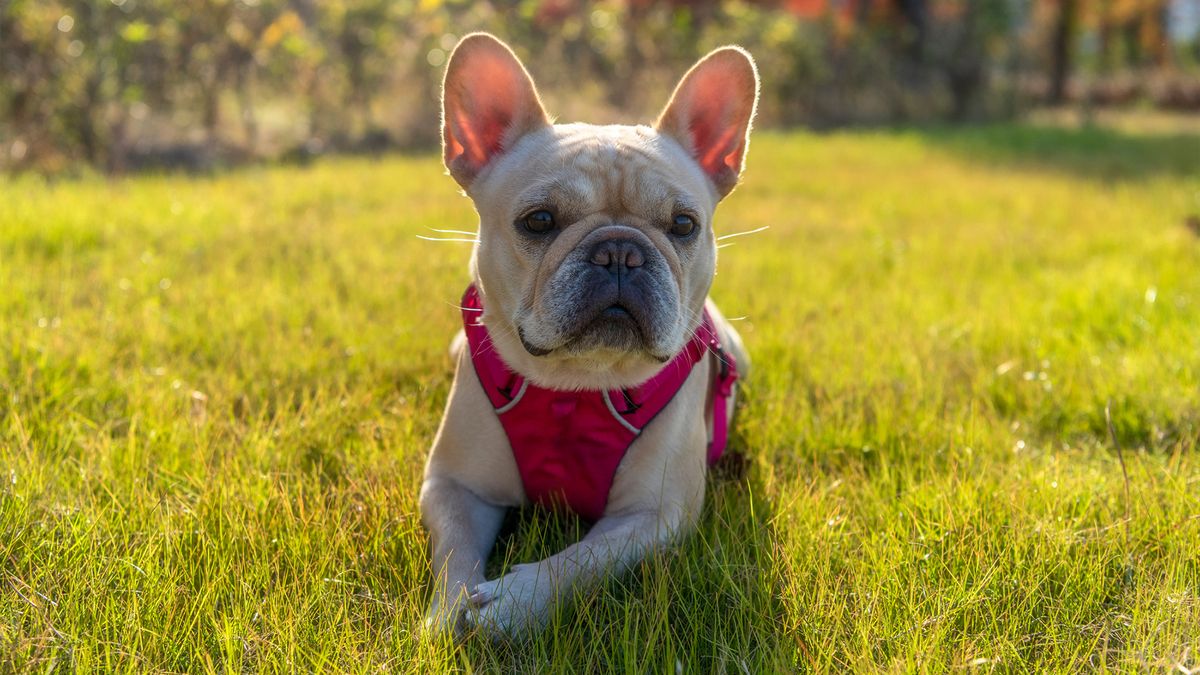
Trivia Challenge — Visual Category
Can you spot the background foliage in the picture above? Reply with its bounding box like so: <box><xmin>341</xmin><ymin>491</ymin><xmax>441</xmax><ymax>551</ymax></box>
<box><xmin>2</xmin><ymin>0</ymin><xmax>1199</xmax><ymax>173</ymax></box>
<box><xmin>3</xmin><ymin>1</ymin><xmax>1200</xmax><ymax>671</ymax></box>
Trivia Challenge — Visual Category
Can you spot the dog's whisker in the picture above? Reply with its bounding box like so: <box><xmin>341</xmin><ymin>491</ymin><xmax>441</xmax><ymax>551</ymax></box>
<box><xmin>717</xmin><ymin>243</ymin><xmax>735</xmax><ymax>250</ymax></box>
<box><xmin>442</xmin><ymin>300</ymin><xmax>483</xmax><ymax>312</ymax></box>
<box><xmin>715</xmin><ymin>225</ymin><xmax>769</xmax><ymax>241</ymax></box>
<box><xmin>428</xmin><ymin>227</ymin><xmax>480</xmax><ymax>236</ymax></box>
<box><xmin>417</xmin><ymin>235</ymin><xmax>480</xmax><ymax>243</ymax></box>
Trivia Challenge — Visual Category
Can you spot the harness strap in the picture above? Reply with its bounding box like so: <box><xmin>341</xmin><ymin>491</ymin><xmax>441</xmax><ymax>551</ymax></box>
<box><xmin>708</xmin><ymin>343</ymin><xmax>738</xmax><ymax>464</ymax></box>
<box><xmin>460</xmin><ymin>284</ymin><xmax>738</xmax><ymax>519</ymax></box>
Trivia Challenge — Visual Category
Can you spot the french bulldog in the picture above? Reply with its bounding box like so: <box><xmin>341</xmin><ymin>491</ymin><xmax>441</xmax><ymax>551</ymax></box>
<box><xmin>420</xmin><ymin>32</ymin><xmax>757</xmax><ymax>639</ymax></box>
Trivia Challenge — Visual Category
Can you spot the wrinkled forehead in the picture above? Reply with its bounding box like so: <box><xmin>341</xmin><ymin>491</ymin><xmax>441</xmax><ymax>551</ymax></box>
<box><xmin>474</xmin><ymin>123</ymin><xmax>716</xmax><ymax>220</ymax></box>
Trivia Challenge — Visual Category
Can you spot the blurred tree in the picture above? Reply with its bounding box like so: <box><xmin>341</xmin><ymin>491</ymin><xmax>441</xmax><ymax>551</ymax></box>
<box><xmin>326</xmin><ymin>0</ymin><xmax>396</xmax><ymax>134</ymax></box>
<box><xmin>1</xmin><ymin>0</ymin><xmax>1194</xmax><ymax>172</ymax></box>
<box><xmin>1049</xmin><ymin>0</ymin><xmax>1079</xmax><ymax>104</ymax></box>
<box><xmin>895</xmin><ymin>0</ymin><xmax>930</xmax><ymax>60</ymax></box>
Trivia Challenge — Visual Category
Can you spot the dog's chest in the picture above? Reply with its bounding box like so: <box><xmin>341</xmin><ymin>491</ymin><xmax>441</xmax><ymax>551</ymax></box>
<box><xmin>460</xmin><ymin>284</ymin><xmax>735</xmax><ymax>521</ymax></box>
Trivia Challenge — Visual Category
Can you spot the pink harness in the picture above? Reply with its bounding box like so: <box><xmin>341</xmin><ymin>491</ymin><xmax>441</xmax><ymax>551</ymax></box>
<box><xmin>462</xmin><ymin>285</ymin><xmax>738</xmax><ymax>521</ymax></box>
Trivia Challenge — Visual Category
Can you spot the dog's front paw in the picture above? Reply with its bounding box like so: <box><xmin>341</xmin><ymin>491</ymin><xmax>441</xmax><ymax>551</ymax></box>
<box><xmin>422</xmin><ymin>586</ymin><xmax>471</xmax><ymax>640</ymax></box>
<box><xmin>464</xmin><ymin>563</ymin><xmax>556</xmax><ymax>640</ymax></box>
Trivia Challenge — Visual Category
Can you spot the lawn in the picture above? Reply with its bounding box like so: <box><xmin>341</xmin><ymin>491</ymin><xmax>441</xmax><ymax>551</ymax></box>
<box><xmin>2</xmin><ymin>125</ymin><xmax>1199</xmax><ymax>672</ymax></box>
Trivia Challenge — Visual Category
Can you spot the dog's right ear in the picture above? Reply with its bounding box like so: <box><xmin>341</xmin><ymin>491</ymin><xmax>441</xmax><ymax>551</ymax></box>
<box><xmin>656</xmin><ymin>47</ymin><xmax>759</xmax><ymax>199</ymax></box>
<box><xmin>442</xmin><ymin>33</ymin><xmax>549</xmax><ymax>190</ymax></box>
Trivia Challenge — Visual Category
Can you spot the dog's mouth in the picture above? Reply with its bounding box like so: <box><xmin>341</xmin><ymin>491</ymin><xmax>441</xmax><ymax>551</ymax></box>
<box><xmin>519</xmin><ymin>329</ymin><xmax>553</xmax><ymax>357</ymax></box>
<box><xmin>577</xmin><ymin>301</ymin><xmax>646</xmax><ymax>344</ymax></box>
<box><xmin>520</xmin><ymin>302</ymin><xmax>670</xmax><ymax>362</ymax></box>
<box><xmin>600</xmin><ymin>303</ymin><xmax>634</xmax><ymax>320</ymax></box>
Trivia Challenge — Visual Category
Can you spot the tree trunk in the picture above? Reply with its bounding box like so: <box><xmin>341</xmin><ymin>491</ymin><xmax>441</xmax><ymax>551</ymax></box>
<box><xmin>202</xmin><ymin>71</ymin><xmax>221</xmax><ymax>145</ymax></box>
<box><xmin>77</xmin><ymin>63</ymin><xmax>107</xmax><ymax>166</ymax></box>
<box><xmin>1152</xmin><ymin>0</ymin><xmax>1171</xmax><ymax>68</ymax></box>
<box><xmin>946</xmin><ymin>1</ymin><xmax>984</xmax><ymax>122</ymax></box>
<box><xmin>1097</xmin><ymin>0</ymin><xmax>1113</xmax><ymax>74</ymax></box>
<box><xmin>237</xmin><ymin>61</ymin><xmax>258</xmax><ymax>154</ymax></box>
<box><xmin>895</xmin><ymin>0</ymin><xmax>929</xmax><ymax>62</ymax></box>
<box><xmin>1048</xmin><ymin>0</ymin><xmax>1077</xmax><ymax>105</ymax></box>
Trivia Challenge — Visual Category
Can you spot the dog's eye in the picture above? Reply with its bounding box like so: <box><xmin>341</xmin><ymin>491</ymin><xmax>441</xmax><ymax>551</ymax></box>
<box><xmin>669</xmin><ymin>214</ymin><xmax>697</xmax><ymax>238</ymax></box>
<box><xmin>521</xmin><ymin>210</ymin><xmax>556</xmax><ymax>234</ymax></box>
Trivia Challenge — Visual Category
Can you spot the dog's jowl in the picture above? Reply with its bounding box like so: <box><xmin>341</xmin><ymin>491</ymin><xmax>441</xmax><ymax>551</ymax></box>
<box><xmin>420</xmin><ymin>32</ymin><xmax>758</xmax><ymax>639</ymax></box>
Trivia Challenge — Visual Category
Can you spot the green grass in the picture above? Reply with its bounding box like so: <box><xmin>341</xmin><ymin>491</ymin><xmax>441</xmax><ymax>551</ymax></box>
<box><xmin>2</xmin><ymin>125</ymin><xmax>1199</xmax><ymax>672</ymax></box>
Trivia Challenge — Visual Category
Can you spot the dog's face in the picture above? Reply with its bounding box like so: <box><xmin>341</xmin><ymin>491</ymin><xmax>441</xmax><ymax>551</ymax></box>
<box><xmin>442</xmin><ymin>34</ymin><xmax>757</xmax><ymax>390</ymax></box>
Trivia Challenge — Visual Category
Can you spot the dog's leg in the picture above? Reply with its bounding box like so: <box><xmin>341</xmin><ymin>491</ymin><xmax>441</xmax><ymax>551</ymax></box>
<box><xmin>464</xmin><ymin>365</ymin><xmax>711</xmax><ymax>640</ymax></box>
<box><xmin>420</xmin><ymin>475</ymin><xmax>507</xmax><ymax>636</ymax></box>
<box><xmin>465</xmin><ymin>505</ymin><xmax>693</xmax><ymax>638</ymax></box>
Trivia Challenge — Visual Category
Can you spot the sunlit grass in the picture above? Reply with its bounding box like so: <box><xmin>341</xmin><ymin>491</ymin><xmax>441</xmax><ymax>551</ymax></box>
<box><xmin>2</xmin><ymin>125</ymin><xmax>1198</xmax><ymax>671</ymax></box>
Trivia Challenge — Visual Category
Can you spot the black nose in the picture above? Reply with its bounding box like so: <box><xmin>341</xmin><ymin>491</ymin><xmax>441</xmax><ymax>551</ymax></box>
<box><xmin>588</xmin><ymin>239</ymin><xmax>645</xmax><ymax>274</ymax></box>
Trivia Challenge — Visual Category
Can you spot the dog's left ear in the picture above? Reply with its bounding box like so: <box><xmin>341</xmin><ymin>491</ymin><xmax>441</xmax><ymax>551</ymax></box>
<box><xmin>442</xmin><ymin>33</ymin><xmax>550</xmax><ymax>190</ymax></box>
<box><xmin>657</xmin><ymin>47</ymin><xmax>759</xmax><ymax>198</ymax></box>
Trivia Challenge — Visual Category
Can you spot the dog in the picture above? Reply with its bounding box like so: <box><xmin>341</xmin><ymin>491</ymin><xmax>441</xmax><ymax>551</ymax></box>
<box><xmin>420</xmin><ymin>32</ymin><xmax>757</xmax><ymax>639</ymax></box>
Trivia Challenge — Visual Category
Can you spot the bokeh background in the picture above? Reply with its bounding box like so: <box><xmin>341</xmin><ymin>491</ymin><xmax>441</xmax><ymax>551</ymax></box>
<box><xmin>4</xmin><ymin>2</ymin><xmax>1200</xmax><ymax>670</ymax></box>
<box><xmin>2</xmin><ymin>0</ymin><xmax>1199</xmax><ymax>173</ymax></box>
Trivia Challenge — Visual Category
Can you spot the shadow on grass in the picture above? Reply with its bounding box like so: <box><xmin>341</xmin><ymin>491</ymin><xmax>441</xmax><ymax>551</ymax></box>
<box><xmin>460</xmin><ymin>487</ymin><xmax>788</xmax><ymax>671</ymax></box>
<box><xmin>913</xmin><ymin>123</ymin><xmax>1200</xmax><ymax>182</ymax></box>
<box><xmin>454</xmin><ymin>393</ymin><xmax>791</xmax><ymax>670</ymax></box>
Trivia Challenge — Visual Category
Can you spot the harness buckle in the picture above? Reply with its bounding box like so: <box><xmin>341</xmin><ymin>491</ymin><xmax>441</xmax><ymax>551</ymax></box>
<box><xmin>616</xmin><ymin>389</ymin><xmax>641</xmax><ymax>415</ymax></box>
<box><xmin>713</xmin><ymin>344</ymin><xmax>737</xmax><ymax>397</ymax></box>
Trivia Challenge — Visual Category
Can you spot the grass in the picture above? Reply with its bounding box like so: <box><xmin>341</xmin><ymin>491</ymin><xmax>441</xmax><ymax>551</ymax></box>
<box><xmin>2</xmin><ymin>124</ymin><xmax>1199</xmax><ymax>672</ymax></box>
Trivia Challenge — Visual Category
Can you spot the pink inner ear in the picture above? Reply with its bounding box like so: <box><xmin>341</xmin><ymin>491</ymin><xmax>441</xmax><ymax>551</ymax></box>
<box><xmin>456</xmin><ymin>57</ymin><xmax>520</xmax><ymax>168</ymax></box>
<box><xmin>454</xmin><ymin>107</ymin><xmax>510</xmax><ymax>168</ymax></box>
<box><xmin>698</xmin><ymin>124</ymin><xmax>741</xmax><ymax>176</ymax></box>
<box><xmin>682</xmin><ymin>71</ymin><xmax>748</xmax><ymax>179</ymax></box>
<box><xmin>443</xmin><ymin>41</ymin><xmax>545</xmax><ymax>183</ymax></box>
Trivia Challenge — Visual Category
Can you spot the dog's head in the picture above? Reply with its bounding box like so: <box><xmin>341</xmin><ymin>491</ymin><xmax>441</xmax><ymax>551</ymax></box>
<box><xmin>442</xmin><ymin>33</ymin><xmax>757</xmax><ymax>391</ymax></box>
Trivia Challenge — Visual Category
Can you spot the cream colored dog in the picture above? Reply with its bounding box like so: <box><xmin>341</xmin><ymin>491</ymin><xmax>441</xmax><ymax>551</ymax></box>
<box><xmin>421</xmin><ymin>33</ymin><xmax>757</xmax><ymax>639</ymax></box>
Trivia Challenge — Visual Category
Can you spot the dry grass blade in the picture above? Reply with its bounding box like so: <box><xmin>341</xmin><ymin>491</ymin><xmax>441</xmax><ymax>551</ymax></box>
<box><xmin>1104</xmin><ymin>399</ymin><xmax>1133</xmax><ymax>554</ymax></box>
